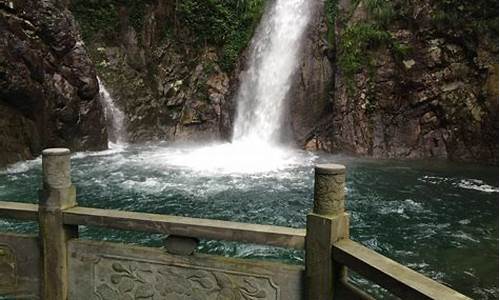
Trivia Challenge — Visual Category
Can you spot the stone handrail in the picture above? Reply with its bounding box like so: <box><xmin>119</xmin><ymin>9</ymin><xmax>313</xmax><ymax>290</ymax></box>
<box><xmin>332</xmin><ymin>239</ymin><xmax>472</xmax><ymax>300</ymax></box>
<box><xmin>0</xmin><ymin>148</ymin><xmax>473</xmax><ymax>299</ymax></box>
<box><xmin>0</xmin><ymin>202</ymin><xmax>305</xmax><ymax>249</ymax></box>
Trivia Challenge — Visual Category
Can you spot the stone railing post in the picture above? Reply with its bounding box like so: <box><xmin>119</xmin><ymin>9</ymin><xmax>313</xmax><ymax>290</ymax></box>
<box><xmin>38</xmin><ymin>148</ymin><xmax>77</xmax><ymax>300</ymax></box>
<box><xmin>306</xmin><ymin>164</ymin><xmax>350</xmax><ymax>299</ymax></box>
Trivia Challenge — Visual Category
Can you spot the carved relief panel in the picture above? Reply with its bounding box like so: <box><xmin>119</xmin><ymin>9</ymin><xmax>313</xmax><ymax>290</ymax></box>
<box><xmin>0</xmin><ymin>234</ymin><xmax>40</xmax><ymax>299</ymax></box>
<box><xmin>93</xmin><ymin>256</ymin><xmax>278</xmax><ymax>300</ymax></box>
<box><xmin>69</xmin><ymin>240</ymin><xmax>304</xmax><ymax>300</ymax></box>
<box><xmin>0</xmin><ymin>245</ymin><xmax>16</xmax><ymax>289</ymax></box>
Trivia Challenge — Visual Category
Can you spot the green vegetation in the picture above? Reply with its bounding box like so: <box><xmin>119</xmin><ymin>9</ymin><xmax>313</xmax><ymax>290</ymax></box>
<box><xmin>177</xmin><ymin>0</ymin><xmax>265</xmax><ymax>70</ymax></box>
<box><xmin>333</xmin><ymin>0</ymin><xmax>409</xmax><ymax>92</ymax></box>
<box><xmin>71</xmin><ymin>0</ymin><xmax>119</xmax><ymax>42</ymax></box>
<box><xmin>71</xmin><ymin>0</ymin><xmax>265</xmax><ymax>71</ymax></box>
<box><xmin>338</xmin><ymin>24</ymin><xmax>391</xmax><ymax>79</ymax></box>
<box><xmin>325</xmin><ymin>0</ymin><xmax>338</xmax><ymax>44</ymax></box>
<box><xmin>332</xmin><ymin>0</ymin><xmax>497</xmax><ymax>88</ymax></box>
<box><xmin>432</xmin><ymin>0</ymin><xmax>498</xmax><ymax>52</ymax></box>
<box><xmin>364</xmin><ymin>0</ymin><xmax>394</xmax><ymax>26</ymax></box>
<box><xmin>71</xmin><ymin>0</ymin><xmax>151</xmax><ymax>43</ymax></box>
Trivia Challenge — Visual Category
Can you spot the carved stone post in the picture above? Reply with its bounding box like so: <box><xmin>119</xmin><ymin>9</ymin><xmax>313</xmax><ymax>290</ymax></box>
<box><xmin>306</xmin><ymin>164</ymin><xmax>349</xmax><ymax>299</ymax></box>
<box><xmin>38</xmin><ymin>148</ymin><xmax>78</xmax><ymax>300</ymax></box>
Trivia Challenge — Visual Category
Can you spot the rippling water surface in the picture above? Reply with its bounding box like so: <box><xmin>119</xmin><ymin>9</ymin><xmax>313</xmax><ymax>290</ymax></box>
<box><xmin>0</xmin><ymin>143</ymin><xmax>497</xmax><ymax>299</ymax></box>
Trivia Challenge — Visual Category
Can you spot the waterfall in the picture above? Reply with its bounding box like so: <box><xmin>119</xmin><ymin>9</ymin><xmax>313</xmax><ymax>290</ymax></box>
<box><xmin>232</xmin><ymin>0</ymin><xmax>312</xmax><ymax>145</ymax></box>
<box><xmin>105</xmin><ymin>0</ymin><xmax>315</xmax><ymax>174</ymax></box>
<box><xmin>97</xmin><ymin>78</ymin><xmax>127</xmax><ymax>144</ymax></box>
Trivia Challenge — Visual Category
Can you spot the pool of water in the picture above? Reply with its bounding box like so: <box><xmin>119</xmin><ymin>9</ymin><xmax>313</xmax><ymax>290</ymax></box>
<box><xmin>0</xmin><ymin>143</ymin><xmax>497</xmax><ymax>299</ymax></box>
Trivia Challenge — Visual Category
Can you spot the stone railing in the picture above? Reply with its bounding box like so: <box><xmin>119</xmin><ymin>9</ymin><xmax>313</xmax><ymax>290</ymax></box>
<box><xmin>0</xmin><ymin>148</ymin><xmax>472</xmax><ymax>299</ymax></box>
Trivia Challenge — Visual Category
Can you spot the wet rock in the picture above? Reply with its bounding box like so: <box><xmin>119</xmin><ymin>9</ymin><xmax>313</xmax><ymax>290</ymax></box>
<box><xmin>77</xmin><ymin>0</ymin><xmax>237</xmax><ymax>144</ymax></box>
<box><xmin>403</xmin><ymin>59</ymin><xmax>416</xmax><ymax>70</ymax></box>
<box><xmin>288</xmin><ymin>0</ymin><xmax>333</xmax><ymax>146</ymax></box>
<box><xmin>323</xmin><ymin>0</ymin><xmax>498</xmax><ymax>163</ymax></box>
<box><xmin>0</xmin><ymin>0</ymin><xmax>107</xmax><ymax>167</ymax></box>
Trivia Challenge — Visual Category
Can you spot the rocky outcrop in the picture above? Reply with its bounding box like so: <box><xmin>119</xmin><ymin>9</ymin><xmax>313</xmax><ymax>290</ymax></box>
<box><xmin>0</xmin><ymin>0</ymin><xmax>107</xmax><ymax>167</ymax></box>
<box><xmin>72</xmin><ymin>0</ymin><xmax>253</xmax><ymax>143</ymax></box>
<box><xmin>306</xmin><ymin>0</ymin><xmax>498</xmax><ymax>163</ymax></box>
<box><xmin>64</xmin><ymin>0</ymin><xmax>497</xmax><ymax>164</ymax></box>
<box><xmin>286</xmin><ymin>0</ymin><xmax>334</xmax><ymax>146</ymax></box>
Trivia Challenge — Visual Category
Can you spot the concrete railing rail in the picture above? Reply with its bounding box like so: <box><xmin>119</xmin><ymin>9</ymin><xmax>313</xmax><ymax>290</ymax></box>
<box><xmin>0</xmin><ymin>148</ymin><xmax>471</xmax><ymax>300</ymax></box>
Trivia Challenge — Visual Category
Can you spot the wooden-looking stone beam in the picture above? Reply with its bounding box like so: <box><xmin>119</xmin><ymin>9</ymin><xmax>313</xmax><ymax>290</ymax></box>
<box><xmin>0</xmin><ymin>201</ymin><xmax>38</xmax><ymax>221</ymax></box>
<box><xmin>333</xmin><ymin>239</ymin><xmax>472</xmax><ymax>300</ymax></box>
<box><xmin>0</xmin><ymin>200</ymin><xmax>306</xmax><ymax>249</ymax></box>
<box><xmin>63</xmin><ymin>206</ymin><xmax>306</xmax><ymax>249</ymax></box>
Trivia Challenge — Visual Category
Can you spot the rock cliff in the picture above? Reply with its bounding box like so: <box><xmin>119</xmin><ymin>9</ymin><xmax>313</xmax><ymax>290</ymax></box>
<box><xmin>3</xmin><ymin>0</ymin><xmax>495</xmax><ymax>166</ymax></box>
<box><xmin>70</xmin><ymin>0</ymin><xmax>264</xmax><ymax>143</ymax></box>
<box><xmin>0</xmin><ymin>0</ymin><xmax>107</xmax><ymax>167</ymax></box>
<box><xmin>306</xmin><ymin>0</ymin><xmax>498</xmax><ymax>163</ymax></box>
<box><xmin>286</xmin><ymin>0</ymin><xmax>334</xmax><ymax>146</ymax></box>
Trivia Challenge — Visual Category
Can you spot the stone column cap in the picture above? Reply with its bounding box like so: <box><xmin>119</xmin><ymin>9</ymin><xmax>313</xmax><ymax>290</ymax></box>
<box><xmin>315</xmin><ymin>164</ymin><xmax>346</xmax><ymax>175</ymax></box>
<box><xmin>42</xmin><ymin>148</ymin><xmax>71</xmax><ymax>156</ymax></box>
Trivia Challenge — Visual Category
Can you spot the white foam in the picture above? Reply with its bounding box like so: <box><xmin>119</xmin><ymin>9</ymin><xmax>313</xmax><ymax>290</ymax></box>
<box><xmin>121</xmin><ymin>177</ymin><xmax>167</xmax><ymax>193</ymax></box>
<box><xmin>452</xmin><ymin>231</ymin><xmax>480</xmax><ymax>243</ymax></box>
<box><xmin>419</xmin><ymin>175</ymin><xmax>498</xmax><ymax>193</ymax></box>
<box><xmin>403</xmin><ymin>199</ymin><xmax>424</xmax><ymax>210</ymax></box>
<box><xmin>457</xmin><ymin>179</ymin><xmax>499</xmax><ymax>193</ymax></box>
<box><xmin>72</xmin><ymin>142</ymin><xmax>127</xmax><ymax>159</ymax></box>
<box><xmin>0</xmin><ymin>157</ymin><xmax>41</xmax><ymax>174</ymax></box>
<box><xmin>458</xmin><ymin>219</ymin><xmax>471</xmax><ymax>225</ymax></box>
<box><xmin>133</xmin><ymin>140</ymin><xmax>316</xmax><ymax>175</ymax></box>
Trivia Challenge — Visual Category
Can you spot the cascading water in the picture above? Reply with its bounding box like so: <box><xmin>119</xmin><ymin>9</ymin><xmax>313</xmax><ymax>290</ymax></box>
<box><xmin>152</xmin><ymin>0</ymin><xmax>314</xmax><ymax>174</ymax></box>
<box><xmin>82</xmin><ymin>0</ymin><xmax>314</xmax><ymax>173</ymax></box>
<box><xmin>1</xmin><ymin>3</ymin><xmax>497</xmax><ymax>296</ymax></box>
<box><xmin>232</xmin><ymin>0</ymin><xmax>312</xmax><ymax>145</ymax></box>
<box><xmin>97</xmin><ymin>78</ymin><xmax>127</xmax><ymax>144</ymax></box>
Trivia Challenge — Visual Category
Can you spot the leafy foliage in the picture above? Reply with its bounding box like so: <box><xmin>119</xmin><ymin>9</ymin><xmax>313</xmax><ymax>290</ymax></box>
<box><xmin>71</xmin><ymin>0</ymin><xmax>265</xmax><ymax>71</ymax></box>
<box><xmin>325</xmin><ymin>0</ymin><xmax>338</xmax><ymax>44</ymax></box>
<box><xmin>330</xmin><ymin>0</ymin><xmax>497</xmax><ymax>96</ymax></box>
<box><xmin>177</xmin><ymin>0</ymin><xmax>265</xmax><ymax>70</ymax></box>
<box><xmin>338</xmin><ymin>24</ymin><xmax>392</xmax><ymax>78</ymax></box>
<box><xmin>335</xmin><ymin>0</ymin><xmax>404</xmax><ymax>90</ymax></box>
<box><xmin>364</xmin><ymin>0</ymin><xmax>394</xmax><ymax>26</ymax></box>
<box><xmin>71</xmin><ymin>0</ymin><xmax>151</xmax><ymax>43</ymax></box>
<box><xmin>431</xmin><ymin>0</ymin><xmax>498</xmax><ymax>51</ymax></box>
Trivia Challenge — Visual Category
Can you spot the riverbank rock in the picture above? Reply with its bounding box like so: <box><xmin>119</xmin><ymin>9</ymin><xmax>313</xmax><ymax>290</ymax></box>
<box><xmin>287</xmin><ymin>0</ymin><xmax>334</xmax><ymax>146</ymax></box>
<box><xmin>70</xmin><ymin>0</ymin><xmax>259</xmax><ymax>143</ymax></box>
<box><xmin>307</xmin><ymin>0</ymin><xmax>498</xmax><ymax>164</ymax></box>
<box><xmin>0</xmin><ymin>0</ymin><xmax>107</xmax><ymax>167</ymax></box>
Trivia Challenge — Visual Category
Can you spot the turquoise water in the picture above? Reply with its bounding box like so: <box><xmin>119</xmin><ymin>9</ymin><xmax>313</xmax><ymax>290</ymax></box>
<box><xmin>0</xmin><ymin>144</ymin><xmax>498</xmax><ymax>299</ymax></box>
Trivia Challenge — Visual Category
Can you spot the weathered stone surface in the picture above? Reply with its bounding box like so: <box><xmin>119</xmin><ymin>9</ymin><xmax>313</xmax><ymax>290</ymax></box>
<box><xmin>164</xmin><ymin>235</ymin><xmax>199</xmax><ymax>256</ymax></box>
<box><xmin>333</xmin><ymin>239</ymin><xmax>472</xmax><ymax>300</ymax></box>
<box><xmin>306</xmin><ymin>164</ymin><xmax>349</xmax><ymax>300</ymax></box>
<box><xmin>63</xmin><ymin>206</ymin><xmax>306</xmax><ymax>250</ymax></box>
<box><xmin>307</xmin><ymin>0</ymin><xmax>498</xmax><ymax>163</ymax></box>
<box><xmin>0</xmin><ymin>233</ymin><xmax>40</xmax><ymax>299</ymax></box>
<box><xmin>76</xmin><ymin>2</ymin><xmax>238</xmax><ymax>144</ymax></box>
<box><xmin>286</xmin><ymin>0</ymin><xmax>334</xmax><ymax>145</ymax></box>
<box><xmin>0</xmin><ymin>0</ymin><xmax>108</xmax><ymax>167</ymax></box>
<box><xmin>68</xmin><ymin>239</ymin><xmax>304</xmax><ymax>300</ymax></box>
<box><xmin>38</xmin><ymin>148</ymin><xmax>78</xmax><ymax>300</ymax></box>
<box><xmin>313</xmin><ymin>164</ymin><xmax>346</xmax><ymax>216</ymax></box>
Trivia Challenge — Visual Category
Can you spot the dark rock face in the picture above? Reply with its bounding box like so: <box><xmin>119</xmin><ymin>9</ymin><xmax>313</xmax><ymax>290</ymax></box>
<box><xmin>307</xmin><ymin>0</ymin><xmax>498</xmax><ymax>163</ymax></box>
<box><xmin>0</xmin><ymin>0</ymin><xmax>107</xmax><ymax>167</ymax></box>
<box><xmin>77</xmin><ymin>1</ymin><xmax>240</xmax><ymax>143</ymax></box>
<box><xmin>286</xmin><ymin>0</ymin><xmax>334</xmax><ymax>146</ymax></box>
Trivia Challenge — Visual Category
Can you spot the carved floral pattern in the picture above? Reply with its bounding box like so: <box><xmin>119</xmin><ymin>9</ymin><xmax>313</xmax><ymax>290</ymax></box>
<box><xmin>314</xmin><ymin>174</ymin><xmax>345</xmax><ymax>214</ymax></box>
<box><xmin>0</xmin><ymin>245</ymin><xmax>16</xmax><ymax>288</ymax></box>
<box><xmin>93</xmin><ymin>257</ymin><xmax>278</xmax><ymax>300</ymax></box>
